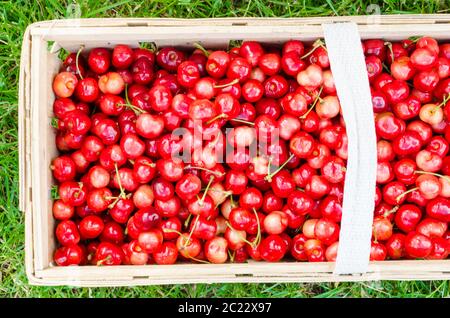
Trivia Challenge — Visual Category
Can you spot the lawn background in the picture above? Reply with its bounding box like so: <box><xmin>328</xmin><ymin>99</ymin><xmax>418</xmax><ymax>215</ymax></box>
<box><xmin>1</xmin><ymin>0</ymin><xmax>450</xmax><ymax>297</ymax></box>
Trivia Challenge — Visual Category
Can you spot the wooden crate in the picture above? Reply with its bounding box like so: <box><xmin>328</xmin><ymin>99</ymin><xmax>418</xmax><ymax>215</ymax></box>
<box><xmin>19</xmin><ymin>15</ymin><xmax>450</xmax><ymax>286</ymax></box>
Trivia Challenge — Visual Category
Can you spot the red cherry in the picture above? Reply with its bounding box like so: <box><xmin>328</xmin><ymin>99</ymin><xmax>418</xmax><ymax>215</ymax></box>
<box><xmin>156</xmin><ymin>47</ymin><xmax>186</xmax><ymax>72</ymax></box>
<box><xmin>79</xmin><ymin>215</ymin><xmax>104</xmax><ymax>239</ymax></box>
<box><xmin>54</xmin><ymin>245</ymin><xmax>84</xmax><ymax>266</ymax></box>
<box><xmin>386</xmin><ymin>233</ymin><xmax>406</xmax><ymax>260</ymax></box>
<box><xmin>56</xmin><ymin>220</ymin><xmax>80</xmax><ymax>246</ymax></box>
<box><xmin>94</xmin><ymin>242</ymin><xmax>124</xmax><ymax>265</ymax></box>
<box><xmin>404</xmin><ymin>232</ymin><xmax>433</xmax><ymax>258</ymax></box>
<box><xmin>259</xmin><ymin>234</ymin><xmax>287</xmax><ymax>262</ymax></box>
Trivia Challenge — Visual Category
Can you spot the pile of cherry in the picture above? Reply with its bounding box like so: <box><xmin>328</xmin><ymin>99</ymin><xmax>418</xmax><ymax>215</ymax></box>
<box><xmin>51</xmin><ymin>36</ymin><xmax>449</xmax><ymax>266</ymax></box>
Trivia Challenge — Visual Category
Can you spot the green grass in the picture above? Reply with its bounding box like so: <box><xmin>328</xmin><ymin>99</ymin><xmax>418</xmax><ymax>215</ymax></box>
<box><xmin>1</xmin><ymin>0</ymin><xmax>450</xmax><ymax>298</ymax></box>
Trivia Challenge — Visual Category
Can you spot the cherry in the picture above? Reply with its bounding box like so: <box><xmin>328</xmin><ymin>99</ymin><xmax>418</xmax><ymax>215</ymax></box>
<box><xmin>325</xmin><ymin>241</ymin><xmax>339</xmax><ymax>262</ymax></box>
<box><xmin>173</xmin><ymin>173</ymin><xmax>201</xmax><ymax>200</ymax></box>
<box><xmin>133</xmin><ymin>207</ymin><xmax>161</xmax><ymax>231</ymax></box>
<box><xmin>370</xmin><ymin>242</ymin><xmax>387</xmax><ymax>261</ymax></box>
<box><xmin>392</xmin><ymin>96</ymin><xmax>420</xmax><ymax>120</ymax></box>
<box><xmin>94</xmin><ymin>242</ymin><xmax>124</xmax><ymax>265</ymax></box>
<box><xmin>122</xmin><ymin>240</ymin><xmax>148</xmax><ymax>265</ymax></box>
<box><xmin>205</xmin><ymin>237</ymin><xmax>229</xmax><ymax>264</ymax></box>
<box><xmin>227</xmin><ymin>57</ymin><xmax>251</xmax><ymax>82</ymax></box>
<box><xmin>112</xmin><ymin>44</ymin><xmax>133</xmax><ymax>69</ymax></box>
<box><xmin>304</xmin><ymin>239</ymin><xmax>325</xmax><ymax>262</ymax></box>
<box><xmin>240</xmin><ymin>41</ymin><xmax>264</xmax><ymax>67</ymax></box>
<box><xmin>426</xmin><ymin>197</ymin><xmax>450</xmax><ymax>222</ymax></box>
<box><xmin>120</xmin><ymin>133</ymin><xmax>145</xmax><ymax>159</ymax></box>
<box><xmin>58</xmin><ymin>181</ymin><xmax>87</xmax><ymax>206</ymax></box>
<box><xmin>88</xmin><ymin>48</ymin><xmax>111</xmax><ymax>74</ymax></box>
<box><xmin>153</xmin><ymin>242</ymin><xmax>179</xmax><ymax>265</ymax></box>
<box><xmin>109</xmin><ymin>197</ymin><xmax>134</xmax><ymax>224</ymax></box>
<box><xmin>297</xmin><ymin>64</ymin><xmax>323</xmax><ymax>89</ymax></box>
<box><xmin>426</xmin><ymin>237</ymin><xmax>449</xmax><ymax>259</ymax></box>
<box><xmin>88</xmin><ymin>165</ymin><xmax>110</xmax><ymax>188</ymax></box>
<box><xmin>156</xmin><ymin>47</ymin><xmax>186</xmax><ymax>72</ymax></box>
<box><xmin>99</xmin><ymin>144</ymin><xmax>127</xmax><ymax>171</ymax></box>
<box><xmin>133</xmin><ymin>184</ymin><xmax>154</xmax><ymax>209</ymax></box>
<box><xmin>372</xmin><ymin>216</ymin><xmax>393</xmax><ymax>241</ymax></box>
<box><xmin>416</xmin><ymin>218</ymin><xmax>447</xmax><ymax>238</ymax></box>
<box><xmin>383</xmin><ymin>181</ymin><xmax>407</xmax><ymax>205</ymax></box>
<box><xmin>288</xmin><ymin>190</ymin><xmax>314</xmax><ymax>216</ymax></box>
<box><xmin>86</xmin><ymin>187</ymin><xmax>112</xmax><ymax>213</ymax></box>
<box><xmin>289</xmin><ymin>132</ymin><xmax>315</xmax><ymax>158</ymax></box>
<box><xmin>410</xmin><ymin>47</ymin><xmax>438</xmax><ymax>71</ymax></box>
<box><xmin>53</xmin><ymin>72</ymin><xmax>78</xmax><ymax>98</ymax></box>
<box><xmin>52</xmin><ymin>199</ymin><xmax>75</xmax><ymax>220</ymax></box>
<box><xmin>289</xmin><ymin>234</ymin><xmax>307</xmax><ymax>261</ymax></box>
<box><xmin>281</xmin><ymin>51</ymin><xmax>306</xmax><ymax>76</ymax></box>
<box><xmin>386</xmin><ymin>233</ymin><xmax>406</xmax><ymax>259</ymax></box>
<box><xmin>92</xmin><ymin>118</ymin><xmax>120</xmax><ymax>146</ymax></box>
<box><xmin>131</xmin><ymin>57</ymin><xmax>154</xmax><ymax>85</ymax></box>
<box><xmin>224</xmin><ymin>170</ymin><xmax>248</xmax><ymax>195</ymax></box>
<box><xmin>98</xmin><ymin>72</ymin><xmax>125</xmax><ymax>95</ymax></box>
<box><xmin>176</xmin><ymin>233</ymin><xmax>201</xmax><ymax>259</ymax></box>
<box><xmin>394</xmin><ymin>204</ymin><xmax>422</xmax><ymax>233</ymax></box>
<box><xmin>56</xmin><ymin>220</ymin><xmax>80</xmax><ymax>246</ymax></box>
<box><xmin>51</xmin><ymin>155</ymin><xmax>76</xmax><ymax>182</ymax></box>
<box><xmin>98</xmin><ymin>94</ymin><xmax>125</xmax><ymax>116</ymax></box>
<box><xmin>54</xmin><ymin>244</ymin><xmax>85</xmax><ymax>266</ymax></box>
<box><xmin>404</xmin><ymin>232</ymin><xmax>433</xmax><ymax>258</ymax></box>
<box><xmin>155</xmin><ymin>196</ymin><xmax>181</xmax><ymax>218</ymax></box>
<box><xmin>79</xmin><ymin>215</ymin><xmax>104</xmax><ymax>239</ymax></box>
<box><xmin>263</xmin><ymin>211</ymin><xmax>288</xmax><ymax>235</ymax></box>
<box><xmin>416</xmin><ymin>150</ymin><xmax>443</xmax><ymax>172</ymax></box>
<box><xmin>74</xmin><ymin>77</ymin><xmax>100</xmax><ymax>103</ymax></box>
<box><xmin>259</xmin><ymin>234</ymin><xmax>287</xmax><ymax>262</ymax></box>
<box><xmin>138</xmin><ymin>229</ymin><xmax>163</xmax><ymax>253</ymax></box>
<box><xmin>314</xmin><ymin>218</ymin><xmax>340</xmax><ymax>245</ymax></box>
<box><xmin>366</xmin><ymin>55</ymin><xmax>383</xmax><ymax>81</ymax></box>
<box><xmin>305</xmin><ymin>175</ymin><xmax>330</xmax><ymax>200</ymax></box>
<box><xmin>407</xmin><ymin>120</ymin><xmax>433</xmax><ymax>144</ymax></box>
<box><xmin>392</xmin><ymin>130</ymin><xmax>422</xmax><ymax>155</ymax></box>
<box><xmin>319</xmin><ymin>195</ymin><xmax>342</xmax><ymax>223</ymax></box>
<box><xmin>426</xmin><ymin>136</ymin><xmax>449</xmax><ymax>157</ymax></box>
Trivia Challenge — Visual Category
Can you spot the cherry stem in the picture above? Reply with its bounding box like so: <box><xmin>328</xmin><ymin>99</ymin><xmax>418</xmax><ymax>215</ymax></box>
<box><xmin>213</xmin><ymin>78</ymin><xmax>239</xmax><ymax>89</ymax></box>
<box><xmin>193</xmin><ymin>42</ymin><xmax>210</xmax><ymax>57</ymax></box>
<box><xmin>184</xmin><ymin>215</ymin><xmax>200</xmax><ymax>249</ymax></box>
<box><xmin>300</xmin><ymin>39</ymin><xmax>326</xmax><ymax>59</ymax></box>
<box><xmin>383</xmin><ymin>205</ymin><xmax>399</xmax><ymax>218</ymax></box>
<box><xmin>162</xmin><ymin>228</ymin><xmax>183</xmax><ymax>236</ymax></box>
<box><xmin>230</xmin><ymin>118</ymin><xmax>255</xmax><ymax>126</ymax></box>
<box><xmin>199</xmin><ymin>176</ymin><xmax>215</xmax><ymax>205</ymax></box>
<box><xmin>206</xmin><ymin>113</ymin><xmax>227</xmax><ymax>125</ymax></box>
<box><xmin>225</xmin><ymin>221</ymin><xmax>255</xmax><ymax>247</ymax></box>
<box><xmin>117</xmin><ymin>103</ymin><xmax>146</xmax><ymax>115</ymax></box>
<box><xmin>185</xmin><ymin>165</ymin><xmax>225</xmax><ymax>178</ymax></box>
<box><xmin>143</xmin><ymin>162</ymin><xmax>156</xmax><ymax>168</ymax></box>
<box><xmin>96</xmin><ymin>255</ymin><xmax>112</xmax><ymax>266</ymax></box>
<box><xmin>265</xmin><ymin>154</ymin><xmax>296</xmax><ymax>182</ymax></box>
<box><xmin>186</xmin><ymin>253</ymin><xmax>211</xmax><ymax>264</ymax></box>
<box><xmin>228</xmin><ymin>250</ymin><xmax>236</xmax><ymax>263</ymax></box>
<box><xmin>184</xmin><ymin>213</ymin><xmax>193</xmax><ymax>229</ymax></box>
<box><xmin>114</xmin><ymin>163</ymin><xmax>126</xmax><ymax>199</ymax></box>
<box><xmin>124</xmin><ymin>84</ymin><xmax>131</xmax><ymax>105</ymax></box>
<box><xmin>384</xmin><ymin>41</ymin><xmax>394</xmax><ymax>62</ymax></box>
<box><xmin>395</xmin><ymin>187</ymin><xmax>419</xmax><ymax>203</ymax></box>
<box><xmin>300</xmin><ymin>86</ymin><xmax>324</xmax><ymax>119</ymax></box>
<box><xmin>414</xmin><ymin>170</ymin><xmax>450</xmax><ymax>183</ymax></box>
<box><xmin>76</xmin><ymin>45</ymin><xmax>84</xmax><ymax>80</ymax></box>
<box><xmin>432</xmin><ymin>94</ymin><xmax>450</xmax><ymax>112</ymax></box>
<box><xmin>252</xmin><ymin>208</ymin><xmax>262</xmax><ymax>248</ymax></box>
